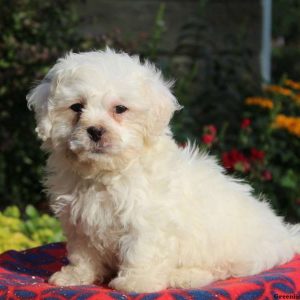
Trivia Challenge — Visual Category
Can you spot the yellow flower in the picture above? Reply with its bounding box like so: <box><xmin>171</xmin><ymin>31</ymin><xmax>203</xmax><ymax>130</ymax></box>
<box><xmin>274</xmin><ymin>114</ymin><xmax>300</xmax><ymax>137</ymax></box>
<box><xmin>292</xmin><ymin>94</ymin><xmax>300</xmax><ymax>105</ymax></box>
<box><xmin>245</xmin><ymin>97</ymin><xmax>274</xmax><ymax>109</ymax></box>
<box><xmin>264</xmin><ymin>85</ymin><xmax>293</xmax><ymax>96</ymax></box>
<box><xmin>0</xmin><ymin>214</ymin><xmax>22</xmax><ymax>231</ymax></box>
<box><xmin>0</xmin><ymin>231</ymin><xmax>38</xmax><ymax>252</ymax></box>
<box><xmin>284</xmin><ymin>79</ymin><xmax>300</xmax><ymax>90</ymax></box>
<box><xmin>32</xmin><ymin>229</ymin><xmax>54</xmax><ymax>243</ymax></box>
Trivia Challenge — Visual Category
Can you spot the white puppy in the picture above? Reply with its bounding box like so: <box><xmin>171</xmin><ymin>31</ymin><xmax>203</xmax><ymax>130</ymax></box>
<box><xmin>27</xmin><ymin>49</ymin><xmax>300</xmax><ymax>293</ymax></box>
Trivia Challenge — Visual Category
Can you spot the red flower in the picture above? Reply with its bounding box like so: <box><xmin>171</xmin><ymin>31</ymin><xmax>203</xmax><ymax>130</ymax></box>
<box><xmin>202</xmin><ymin>134</ymin><xmax>215</xmax><ymax>145</ymax></box>
<box><xmin>250</xmin><ymin>148</ymin><xmax>265</xmax><ymax>161</ymax></box>
<box><xmin>178</xmin><ymin>142</ymin><xmax>187</xmax><ymax>148</ymax></box>
<box><xmin>262</xmin><ymin>170</ymin><xmax>272</xmax><ymax>181</ymax></box>
<box><xmin>206</xmin><ymin>125</ymin><xmax>217</xmax><ymax>135</ymax></box>
<box><xmin>222</xmin><ymin>149</ymin><xmax>250</xmax><ymax>173</ymax></box>
<box><xmin>241</xmin><ymin>118</ymin><xmax>251</xmax><ymax>129</ymax></box>
<box><xmin>201</xmin><ymin>125</ymin><xmax>217</xmax><ymax>146</ymax></box>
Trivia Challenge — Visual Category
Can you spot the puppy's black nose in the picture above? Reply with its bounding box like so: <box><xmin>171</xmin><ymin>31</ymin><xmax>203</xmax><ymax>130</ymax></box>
<box><xmin>87</xmin><ymin>126</ymin><xmax>105</xmax><ymax>142</ymax></box>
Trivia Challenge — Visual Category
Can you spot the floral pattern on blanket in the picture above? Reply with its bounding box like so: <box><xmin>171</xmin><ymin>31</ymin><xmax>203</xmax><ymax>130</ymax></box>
<box><xmin>0</xmin><ymin>243</ymin><xmax>299</xmax><ymax>299</ymax></box>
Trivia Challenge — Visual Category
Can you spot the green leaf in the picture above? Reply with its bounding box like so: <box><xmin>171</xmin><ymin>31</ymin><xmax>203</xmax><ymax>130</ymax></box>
<box><xmin>3</xmin><ymin>206</ymin><xmax>20</xmax><ymax>218</ymax></box>
<box><xmin>25</xmin><ymin>205</ymin><xmax>39</xmax><ymax>219</ymax></box>
<box><xmin>280</xmin><ymin>170</ymin><xmax>297</xmax><ymax>189</ymax></box>
<box><xmin>23</xmin><ymin>220</ymin><xmax>36</xmax><ymax>235</ymax></box>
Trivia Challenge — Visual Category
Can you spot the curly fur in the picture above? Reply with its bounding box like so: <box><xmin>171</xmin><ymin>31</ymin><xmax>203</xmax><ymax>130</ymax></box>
<box><xmin>27</xmin><ymin>48</ymin><xmax>300</xmax><ymax>293</ymax></box>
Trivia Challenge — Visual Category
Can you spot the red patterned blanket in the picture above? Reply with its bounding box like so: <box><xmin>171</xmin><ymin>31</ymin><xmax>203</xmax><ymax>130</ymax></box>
<box><xmin>0</xmin><ymin>243</ymin><xmax>299</xmax><ymax>299</ymax></box>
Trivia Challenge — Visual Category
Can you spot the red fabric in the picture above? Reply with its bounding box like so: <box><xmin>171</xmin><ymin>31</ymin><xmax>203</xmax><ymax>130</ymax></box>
<box><xmin>0</xmin><ymin>243</ymin><xmax>300</xmax><ymax>299</ymax></box>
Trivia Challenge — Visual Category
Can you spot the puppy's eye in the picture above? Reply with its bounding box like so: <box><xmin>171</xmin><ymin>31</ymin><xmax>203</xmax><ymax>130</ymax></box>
<box><xmin>70</xmin><ymin>103</ymin><xmax>84</xmax><ymax>113</ymax></box>
<box><xmin>115</xmin><ymin>105</ymin><xmax>128</xmax><ymax>114</ymax></box>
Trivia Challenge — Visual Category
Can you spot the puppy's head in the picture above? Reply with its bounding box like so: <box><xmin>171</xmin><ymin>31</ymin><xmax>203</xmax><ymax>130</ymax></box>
<box><xmin>27</xmin><ymin>49</ymin><xmax>181</xmax><ymax>170</ymax></box>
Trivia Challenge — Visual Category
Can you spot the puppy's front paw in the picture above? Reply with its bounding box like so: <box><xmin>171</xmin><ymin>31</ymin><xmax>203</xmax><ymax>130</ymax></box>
<box><xmin>109</xmin><ymin>274</ymin><xmax>167</xmax><ymax>293</ymax></box>
<box><xmin>49</xmin><ymin>266</ymin><xmax>95</xmax><ymax>286</ymax></box>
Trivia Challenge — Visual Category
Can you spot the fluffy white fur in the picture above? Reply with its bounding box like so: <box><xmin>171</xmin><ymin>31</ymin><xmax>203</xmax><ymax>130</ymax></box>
<box><xmin>27</xmin><ymin>48</ymin><xmax>300</xmax><ymax>293</ymax></box>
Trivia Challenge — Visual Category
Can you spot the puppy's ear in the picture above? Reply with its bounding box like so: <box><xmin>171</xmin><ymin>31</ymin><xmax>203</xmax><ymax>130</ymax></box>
<box><xmin>142</xmin><ymin>63</ymin><xmax>182</xmax><ymax>140</ymax></box>
<box><xmin>147</xmin><ymin>86</ymin><xmax>181</xmax><ymax>136</ymax></box>
<box><xmin>27</xmin><ymin>78</ymin><xmax>52</xmax><ymax>142</ymax></box>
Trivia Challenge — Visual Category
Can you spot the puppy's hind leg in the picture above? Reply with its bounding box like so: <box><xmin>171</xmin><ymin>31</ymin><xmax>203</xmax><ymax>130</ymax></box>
<box><xmin>169</xmin><ymin>268</ymin><xmax>215</xmax><ymax>289</ymax></box>
<box><xmin>109</xmin><ymin>232</ymin><xmax>171</xmax><ymax>292</ymax></box>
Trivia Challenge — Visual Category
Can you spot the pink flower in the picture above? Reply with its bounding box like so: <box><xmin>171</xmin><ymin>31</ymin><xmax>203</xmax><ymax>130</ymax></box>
<box><xmin>262</xmin><ymin>170</ymin><xmax>272</xmax><ymax>181</ymax></box>
<box><xmin>241</xmin><ymin>118</ymin><xmax>251</xmax><ymax>129</ymax></box>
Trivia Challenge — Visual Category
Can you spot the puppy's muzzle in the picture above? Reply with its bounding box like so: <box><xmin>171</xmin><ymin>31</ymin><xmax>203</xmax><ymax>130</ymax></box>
<box><xmin>87</xmin><ymin>126</ymin><xmax>105</xmax><ymax>142</ymax></box>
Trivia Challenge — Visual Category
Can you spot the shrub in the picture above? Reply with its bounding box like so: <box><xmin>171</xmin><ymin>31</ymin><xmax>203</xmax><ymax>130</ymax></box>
<box><xmin>0</xmin><ymin>205</ymin><xmax>63</xmax><ymax>252</ymax></box>
<box><xmin>0</xmin><ymin>0</ymin><xmax>82</xmax><ymax>208</ymax></box>
<box><xmin>0</xmin><ymin>0</ymin><xmax>143</xmax><ymax>209</ymax></box>
<box><xmin>198</xmin><ymin>78</ymin><xmax>300</xmax><ymax>221</ymax></box>
<box><xmin>1</xmin><ymin>1</ymin><xmax>299</xmax><ymax>223</ymax></box>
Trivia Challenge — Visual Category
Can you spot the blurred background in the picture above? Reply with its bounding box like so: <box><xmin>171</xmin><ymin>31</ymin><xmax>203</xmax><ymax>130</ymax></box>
<box><xmin>0</xmin><ymin>0</ymin><xmax>299</xmax><ymax>251</ymax></box>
